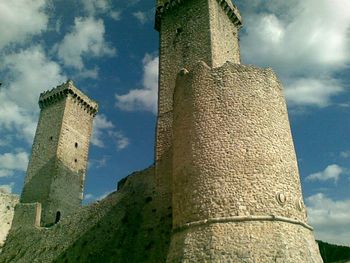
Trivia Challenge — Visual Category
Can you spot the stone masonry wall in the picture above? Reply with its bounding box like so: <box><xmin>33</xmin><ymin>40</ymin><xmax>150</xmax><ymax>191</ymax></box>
<box><xmin>155</xmin><ymin>0</ymin><xmax>242</xmax><ymax>225</ymax></box>
<box><xmin>0</xmin><ymin>167</ymin><xmax>173</xmax><ymax>263</ymax></box>
<box><xmin>168</xmin><ymin>221</ymin><xmax>322</xmax><ymax>262</ymax></box>
<box><xmin>156</xmin><ymin>0</ymin><xmax>241</xmax><ymax>161</ymax></box>
<box><xmin>0</xmin><ymin>193</ymin><xmax>19</xmax><ymax>249</ymax></box>
<box><xmin>45</xmin><ymin>95</ymin><xmax>95</xmax><ymax>224</ymax></box>
<box><xmin>21</xmin><ymin>81</ymin><xmax>97</xmax><ymax>226</ymax></box>
<box><xmin>169</xmin><ymin>61</ymin><xmax>322</xmax><ymax>262</ymax></box>
<box><xmin>22</xmin><ymin>99</ymin><xmax>66</xmax><ymax>187</ymax></box>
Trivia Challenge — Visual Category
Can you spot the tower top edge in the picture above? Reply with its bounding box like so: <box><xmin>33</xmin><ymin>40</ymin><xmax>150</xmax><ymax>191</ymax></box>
<box><xmin>39</xmin><ymin>80</ymin><xmax>99</xmax><ymax>113</ymax></box>
<box><xmin>155</xmin><ymin>0</ymin><xmax>242</xmax><ymax>31</ymax></box>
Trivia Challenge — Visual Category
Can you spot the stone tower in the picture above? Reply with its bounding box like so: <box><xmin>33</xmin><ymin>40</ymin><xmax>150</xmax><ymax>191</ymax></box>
<box><xmin>155</xmin><ymin>0</ymin><xmax>242</xmax><ymax>210</ymax></box>
<box><xmin>156</xmin><ymin>0</ymin><xmax>323</xmax><ymax>262</ymax></box>
<box><xmin>20</xmin><ymin>80</ymin><xmax>98</xmax><ymax>226</ymax></box>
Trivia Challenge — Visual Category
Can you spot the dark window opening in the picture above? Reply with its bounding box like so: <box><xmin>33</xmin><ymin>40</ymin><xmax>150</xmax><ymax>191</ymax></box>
<box><xmin>75</xmin><ymin>142</ymin><xmax>78</xmax><ymax>148</ymax></box>
<box><xmin>75</xmin><ymin>159</ymin><xmax>78</xmax><ymax>163</ymax></box>
<box><xmin>50</xmin><ymin>136</ymin><xmax>53</xmax><ymax>141</ymax></box>
<box><xmin>176</xmin><ymin>27</ymin><xmax>183</xmax><ymax>34</ymax></box>
<box><xmin>55</xmin><ymin>211</ymin><xmax>61</xmax><ymax>224</ymax></box>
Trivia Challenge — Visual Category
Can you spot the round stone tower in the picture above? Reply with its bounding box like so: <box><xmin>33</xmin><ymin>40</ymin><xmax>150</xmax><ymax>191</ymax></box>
<box><xmin>168</xmin><ymin>62</ymin><xmax>322</xmax><ymax>262</ymax></box>
<box><xmin>155</xmin><ymin>0</ymin><xmax>322</xmax><ymax>261</ymax></box>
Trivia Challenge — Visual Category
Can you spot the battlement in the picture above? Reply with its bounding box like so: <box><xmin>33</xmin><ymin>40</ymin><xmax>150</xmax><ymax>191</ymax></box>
<box><xmin>155</xmin><ymin>0</ymin><xmax>242</xmax><ymax>31</ymax></box>
<box><xmin>39</xmin><ymin>80</ymin><xmax>98</xmax><ymax>116</ymax></box>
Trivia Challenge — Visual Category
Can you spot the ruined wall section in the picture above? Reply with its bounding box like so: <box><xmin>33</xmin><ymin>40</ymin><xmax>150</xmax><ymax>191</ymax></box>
<box><xmin>0</xmin><ymin>193</ymin><xmax>19</xmax><ymax>249</ymax></box>
<box><xmin>168</xmin><ymin>61</ymin><xmax>322</xmax><ymax>262</ymax></box>
<box><xmin>0</xmin><ymin>167</ymin><xmax>173</xmax><ymax>263</ymax></box>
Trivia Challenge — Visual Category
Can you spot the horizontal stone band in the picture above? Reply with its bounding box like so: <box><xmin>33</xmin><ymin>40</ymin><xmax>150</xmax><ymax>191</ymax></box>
<box><xmin>174</xmin><ymin>215</ymin><xmax>313</xmax><ymax>233</ymax></box>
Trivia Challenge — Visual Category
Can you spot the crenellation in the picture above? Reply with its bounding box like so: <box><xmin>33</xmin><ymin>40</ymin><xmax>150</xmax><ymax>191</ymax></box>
<box><xmin>155</xmin><ymin>0</ymin><xmax>241</xmax><ymax>31</ymax></box>
<box><xmin>39</xmin><ymin>80</ymin><xmax>98</xmax><ymax>116</ymax></box>
<box><xmin>20</xmin><ymin>80</ymin><xmax>98</xmax><ymax>227</ymax></box>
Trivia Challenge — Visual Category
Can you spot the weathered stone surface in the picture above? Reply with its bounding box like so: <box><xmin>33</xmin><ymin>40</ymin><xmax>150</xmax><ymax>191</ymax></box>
<box><xmin>1</xmin><ymin>0</ymin><xmax>323</xmax><ymax>262</ymax></box>
<box><xmin>21</xmin><ymin>80</ymin><xmax>97</xmax><ymax>226</ymax></box>
<box><xmin>0</xmin><ymin>167</ymin><xmax>172</xmax><ymax>263</ymax></box>
<box><xmin>169</xmin><ymin>61</ymin><xmax>323</xmax><ymax>262</ymax></box>
<box><xmin>156</xmin><ymin>0</ymin><xmax>241</xmax><ymax>162</ymax></box>
<box><xmin>0</xmin><ymin>193</ymin><xmax>19</xmax><ymax>249</ymax></box>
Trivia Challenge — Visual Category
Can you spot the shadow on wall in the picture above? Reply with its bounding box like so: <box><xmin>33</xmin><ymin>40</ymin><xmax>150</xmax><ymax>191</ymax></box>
<box><xmin>53</xmin><ymin>166</ymin><xmax>172</xmax><ymax>263</ymax></box>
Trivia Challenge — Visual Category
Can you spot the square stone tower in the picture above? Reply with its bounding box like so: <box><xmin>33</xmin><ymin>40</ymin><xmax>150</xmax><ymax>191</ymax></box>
<box><xmin>20</xmin><ymin>80</ymin><xmax>98</xmax><ymax>226</ymax></box>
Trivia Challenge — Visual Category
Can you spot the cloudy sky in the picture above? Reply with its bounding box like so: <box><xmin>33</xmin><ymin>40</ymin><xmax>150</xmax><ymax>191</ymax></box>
<box><xmin>0</xmin><ymin>0</ymin><xmax>349</xmax><ymax>246</ymax></box>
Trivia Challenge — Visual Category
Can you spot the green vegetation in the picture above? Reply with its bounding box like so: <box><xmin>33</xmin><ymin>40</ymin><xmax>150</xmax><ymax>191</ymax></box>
<box><xmin>318</xmin><ymin>240</ymin><xmax>350</xmax><ymax>263</ymax></box>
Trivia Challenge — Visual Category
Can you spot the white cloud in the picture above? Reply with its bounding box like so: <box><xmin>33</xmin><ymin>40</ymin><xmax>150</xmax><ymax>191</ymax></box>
<box><xmin>81</xmin><ymin>0</ymin><xmax>121</xmax><ymax>20</ymax></box>
<box><xmin>91</xmin><ymin>114</ymin><xmax>129</xmax><ymax>150</ymax></box>
<box><xmin>109</xmin><ymin>11</ymin><xmax>122</xmax><ymax>21</ymax></box>
<box><xmin>241</xmin><ymin>0</ymin><xmax>350</xmax><ymax>72</ymax></box>
<box><xmin>0</xmin><ymin>183</ymin><xmax>15</xmax><ymax>194</ymax></box>
<box><xmin>132</xmin><ymin>11</ymin><xmax>150</xmax><ymax>24</ymax></box>
<box><xmin>57</xmin><ymin>17</ymin><xmax>116</xmax><ymax>70</ymax></box>
<box><xmin>0</xmin><ymin>0</ymin><xmax>49</xmax><ymax>48</ymax></box>
<box><xmin>0</xmin><ymin>45</ymin><xmax>66</xmax><ymax>143</ymax></box>
<box><xmin>340</xmin><ymin>151</ymin><xmax>350</xmax><ymax>159</ymax></box>
<box><xmin>88</xmin><ymin>156</ymin><xmax>109</xmax><ymax>169</ymax></box>
<box><xmin>306</xmin><ymin>193</ymin><xmax>350</xmax><ymax>246</ymax></box>
<box><xmin>285</xmin><ymin>78</ymin><xmax>343</xmax><ymax>107</ymax></box>
<box><xmin>0</xmin><ymin>152</ymin><xmax>29</xmax><ymax>172</ymax></box>
<box><xmin>2</xmin><ymin>45</ymin><xmax>66</xmax><ymax>111</ymax></box>
<box><xmin>239</xmin><ymin>0</ymin><xmax>350</xmax><ymax>108</ymax></box>
<box><xmin>306</xmin><ymin>164</ymin><xmax>343</xmax><ymax>182</ymax></box>
<box><xmin>108</xmin><ymin>131</ymin><xmax>130</xmax><ymax>150</ymax></box>
<box><xmin>115</xmin><ymin>54</ymin><xmax>159</xmax><ymax>113</ymax></box>
<box><xmin>91</xmin><ymin>114</ymin><xmax>114</xmax><ymax>147</ymax></box>
<box><xmin>82</xmin><ymin>0</ymin><xmax>111</xmax><ymax>15</ymax></box>
<box><xmin>0</xmin><ymin>170</ymin><xmax>14</xmax><ymax>178</ymax></box>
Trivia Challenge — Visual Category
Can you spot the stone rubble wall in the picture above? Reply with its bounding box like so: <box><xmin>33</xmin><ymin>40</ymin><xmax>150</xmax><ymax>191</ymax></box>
<box><xmin>169</xmin><ymin>61</ymin><xmax>323</xmax><ymax>262</ymax></box>
<box><xmin>0</xmin><ymin>193</ymin><xmax>19</xmax><ymax>249</ymax></box>
<box><xmin>167</xmin><ymin>221</ymin><xmax>322</xmax><ymax>262</ymax></box>
<box><xmin>0</xmin><ymin>167</ymin><xmax>173</xmax><ymax>263</ymax></box>
<box><xmin>156</xmin><ymin>0</ymin><xmax>241</xmax><ymax>162</ymax></box>
<box><xmin>155</xmin><ymin>0</ymin><xmax>242</xmax><ymax>232</ymax></box>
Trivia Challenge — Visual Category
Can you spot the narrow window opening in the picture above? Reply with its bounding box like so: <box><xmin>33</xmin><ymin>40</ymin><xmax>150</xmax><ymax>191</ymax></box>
<box><xmin>75</xmin><ymin>159</ymin><xmax>78</xmax><ymax>163</ymax></box>
<box><xmin>75</xmin><ymin>142</ymin><xmax>78</xmax><ymax>148</ymax></box>
<box><xmin>176</xmin><ymin>27</ymin><xmax>183</xmax><ymax>35</ymax></box>
<box><xmin>55</xmin><ymin>211</ymin><xmax>61</xmax><ymax>224</ymax></box>
<box><xmin>50</xmin><ymin>136</ymin><xmax>53</xmax><ymax>141</ymax></box>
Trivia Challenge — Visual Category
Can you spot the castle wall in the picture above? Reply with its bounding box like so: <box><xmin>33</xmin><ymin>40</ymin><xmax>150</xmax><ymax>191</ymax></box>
<box><xmin>155</xmin><ymin>0</ymin><xmax>242</xmax><ymax>221</ymax></box>
<box><xmin>170</xmin><ymin>61</ymin><xmax>322</xmax><ymax>261</ymax></box>
<box><xmin>0</xmin><ymin>193</ymin><xmax>19</xmax><ymax>249</ymax></box>
<box><xmin>156</xmin><ymin>0</ymin><xmax>212</xmax><ymax>160</ymax></box>
<box><xmin>168</xmin><ymin>221</ymin><xmax>322</xmax><ymax>262</ymax></box>
<box><xmin>0</xmin><ymin>167</ymin><xmax>173</xmax><ymax>263</ymax></box>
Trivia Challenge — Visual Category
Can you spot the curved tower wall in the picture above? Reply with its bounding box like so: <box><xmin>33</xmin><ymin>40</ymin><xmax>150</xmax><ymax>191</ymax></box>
<box><xmin>155</xmin><ymin>0</ymin><xmax>242</xmax><ymax>202</ymax></box>
<box><xmin>168</xmin><ymin>61</ymin><xmax>322</xmax><ymax>262</ymax></box>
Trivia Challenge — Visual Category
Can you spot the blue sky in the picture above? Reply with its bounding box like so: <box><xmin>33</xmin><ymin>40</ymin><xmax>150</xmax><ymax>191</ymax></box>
<box><xmin>0</xmin><ymin>0</ymin><xmax>349</xmax><ymax>246</ymax></box>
